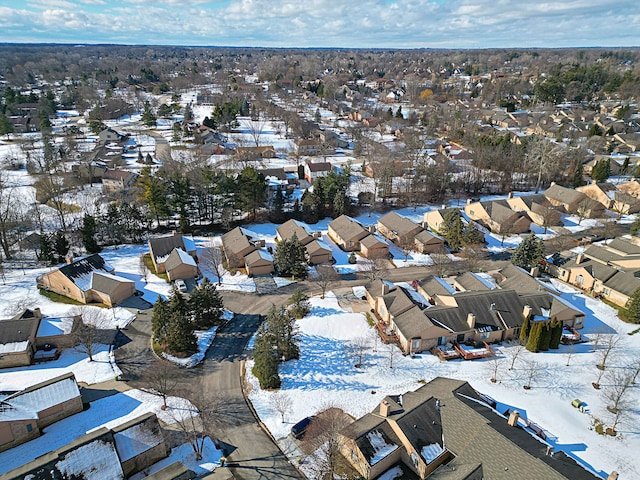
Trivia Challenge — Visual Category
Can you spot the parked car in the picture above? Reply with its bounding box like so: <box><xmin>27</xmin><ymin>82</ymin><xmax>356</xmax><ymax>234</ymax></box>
<box><xmin>291</xmin><ymin>416</ymin><xmax>313</xmax><ymax>440</ymax></box>
<box><xmin>174</xmin><ymin>279</ymin><xmax>187</xmax><ymax>293</ymax></box>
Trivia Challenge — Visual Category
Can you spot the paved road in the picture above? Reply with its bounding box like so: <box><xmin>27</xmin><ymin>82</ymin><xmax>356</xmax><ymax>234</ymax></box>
<box><xmin>192</xmin><ymin>314</ymin><xmax>302</xmax><ymax>480</ymax></box>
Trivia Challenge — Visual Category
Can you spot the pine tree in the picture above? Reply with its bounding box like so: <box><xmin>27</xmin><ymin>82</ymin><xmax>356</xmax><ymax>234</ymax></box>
<box><xmin>267</xmin><ymin>304</ymin><xmax>300</xmax><ymax>361</ymax></box>
<box><xmin>511</xmin><ymin>233</ymin><xmax>545</xmax><ymax>270</ymax></box>
<box><xmin>141</xmin><ymin>101</ymin><xmax>157</xmax><ymax>127</ymax></box>
<box><xmin>166</xmin><ymin>308</ymin><xmax>197</xmax><ymax>355</ymax></box>
<box><xmin>151</xmin><ymin>297</ymin><xmax>171</xmax><ymax>344</ymax></box>
<box><xmin>441</xmin><ymin>209</ymin><xmax>464</xmax><ymax>250</ymax></box>
<box><xmin>81</xmin><ymin>214</ymin><xmax>101</xmax><ymax>254</ymax></box>
<box><xmin>549</xmin><ymin>320</ymin><xmax>563</xmax><ymax>349</ymax></box>
<box><xmin>252</xmin><ymin>323</ymin><xmax>281</xmax><ymax>389</ymax></box>
<box><xmin>288</xmin><ymin>288</ymin><xmax>311</xmax><ymax>319</ymax></box>
<box><xmin>573</xmin><ymin>162</ymin><xmax>585</xmax><ymax>188</ymax></box>
<box><xmin>520</xmin><ymin>313</ymin><xmax>531</xmax><ymax>345</ymax></box>
<box><xmin>189</xmin><ymin>278</ymin><xmax>224</xmax><ymax>328</ymax></box>
<box><xmin>591</xmin><ymin>159</ymin><xmax>611</xmax><ymax>183</ymax></box>
<box><xmin>539</xmin><ymin>322</ymin><xmax>552</xmax><ymax>351</ymax></box>
<box><xmin>274</xmin><ymin>233</ymin><xmax>308</xmax><ymax>279</ymax></box>
<box><xmin>333</xmin><ymin>192</ymin><xmax>349</xmax><ymax>217</ymax></box>
<box><xmin>395</xmin><ymin>106</ymin><xmax>403</xmax><ymax>118</ymax></box>
<box><xmin>526</xmin><ymin>321</ymin><xmax>543</xmax><ymax>353</ymax></box>
<box><xmin>38</xmin><ymin>233</ymin><xmax>55</xmax><ymax>264</ymax></box>
<box><xmin>624</xmin><ymin>287</ymin><xmax>640</xmax><ymax>324</ymax></box>
<box><xmin>270</xmin><ymin>189</ymin><xmax>286</xmax><ymax>223</ymax></box>
<box><xmin>462</xmin><ymin>224</ymin><xmax>485</xmax><ymax>246</ymax></box>
<box><xmin>52</xmin><ymin>231</ymin><xmax>69</xmax><ymax>263</ymax></box>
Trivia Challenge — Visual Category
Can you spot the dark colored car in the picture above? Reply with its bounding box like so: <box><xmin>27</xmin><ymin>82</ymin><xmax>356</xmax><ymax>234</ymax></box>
<box><xmin>291</xmin><ymin>416</ymin><xmax>313</xmax><ymax>440</ymax></box>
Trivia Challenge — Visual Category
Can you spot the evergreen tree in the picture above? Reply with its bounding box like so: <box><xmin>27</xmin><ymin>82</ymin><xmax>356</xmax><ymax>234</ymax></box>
<box><xmin>270</xmin><ymin>189</ymin><xmax>286</xmax><ymax>223</ymax></box>
<box><xmin>236</xmin><ymin>167</ymin><xmax>267</xmax><ymax>220</ymax></box>
<box><xmin>549</xmin><ymin>320</ymin><xmax>563</xmax><ymax>349</ymax></box>
<box><xmin>252</xmin><ymin>324</ymin><xmax>281</xmax><ymax>389</ymax></box>
<box><xmin>386</xmin><ymin>107</ymin><xmax>393</xmax><ymax>119</ymax></box>
<box><xmin>0</xmin><ymin>115</ymin><xmax>13</xmax><ymax>138</ymax></box>
<box><xmin>624</xmin><ymin>287</ymin><xmax>640</xmax><ymax>324</ymax></box>
<box><xmin>141</xmin><ymin>101</ymin><xmax>157</xmax><ymax>127</ymax></box>
<box><xmin>462</xmin><ymin>224</ymin><xmax>485</xmax><ymax>246</ymax></box>
<box><xmin>169</xmin><ymin>288</ymin><xmax>189</xmax><ymax>318</ymax></box>
<box><xmin>333</xmin><ymin>191</ymin><xmax>349</xmax><ymax>217</ymax></box>
<box><xmin>266</xmin><ymin>304</ymin><xmax>300</xmax><ymax>361</ymax></box>
<box><xmin>183</xmin><ymin>103</ymin><xmax>194</xmax><ymax>123</ymax></box>
<box><xmin>539</xmin><ymin>322</ymin><xmax>552</xmax><ymax>351</ymax></box>
<box><xmin>573</xmin><ymin>162</ymin><xmax>585</xmax><ymax>188</ymax></box>
<box><xmin>274</xmin><ymin>233</ymin><xmax>308</xmax><ymax>279</ymax></box>
<box><xmin>441</xmin><ymin>209</ymin><xmax>464</xmax><ymax>250</ymax></box>
<box><xmin>511</xmin><ymin>233</ymin><xmax>545</xmax><ymax>270</ymax></box>
<box><xmin>288</xmin><ymin>288</ymin><xmax>311</xmax><ymax>319</ymax></box>
<box><xmin>81</xmin><ymin>214</ymin><xmax>101</xmax><ymax>254</ymax></box>
<box><xmin>151</xmin><ymin>297</ymin><xmax>171</xmax><ymax>344</ymax></box>
<box><xmin>526</xmin><ymin>321</ymin><xmax>543</xmax><ymax>353</ymax></box>
<box><xmin>166</xmin><ymin>308</ymin><xmax>197</xmax><ymax>354</ymax></box>
<box><xmin>38</xmin><ymin>233</ymin><xmax>55</xmax><ymax>264</ymax></box>
<box><xmin>520</xmin><ymin>313</ymin><xmax>531</xmax><ymax>345</ymax></box>
<box><xmin>395</xmin><ymin>106</ymin><xmax>403</xmax><ymax>118</ymax></box>
<box><xmin>52</xmin><ymin>231</ymin><xmax>69</xmax><ymax>263</ymax></box>
<box><xmin>591</xmin><ymin>159</ymin><xmax>611</xmax><ymax>183</ymax></box>
<box><xmin>189</xmin><ymin>278</ymin><xmax>224</xmax><ymax>328</ymax></box>
<box><xmin>631</xmin><ymin>217</ymin><xmax>640</xmax><ymax>236</ymax></box>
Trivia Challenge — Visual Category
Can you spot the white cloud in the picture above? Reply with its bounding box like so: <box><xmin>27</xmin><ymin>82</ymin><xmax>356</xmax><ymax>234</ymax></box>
<box><xmin>0</xmin><ymin>0</ymin><xmax>638</xmax><ymax>47</ymax></box>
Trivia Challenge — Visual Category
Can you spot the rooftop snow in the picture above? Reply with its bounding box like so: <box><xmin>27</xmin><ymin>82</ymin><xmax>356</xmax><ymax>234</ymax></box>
<box><xmin>56</xmin><ymin>439</ymin><xmax>124</xmax><ymax>480</ymax></box>
<box><xmin>0</xmin><ymin>341</ymin><xmax>29</xmax><ymax>354</ymax></box>
<box><xmin>176</xmin><ymin>248</ymin><xmax>197</xmax><ymax>266</ymax></box>
<box><xmin>114</xmin><ymin>422</ymin><xmax>164</xmax><ymax>462</ymax></box>
<box><xmin>421</xmin><ymin>443</ymin><xmax>444</xmax><ymax>464</ymax></box>
<box><xmin>37</xmin><ymin>317</ymin><xmax>75</xmax><ymax>337</ymax></box>
<box><xmin>367</xmin><ymin>430</ymin><xmax>399</xmax><ymax>465</ymax></box>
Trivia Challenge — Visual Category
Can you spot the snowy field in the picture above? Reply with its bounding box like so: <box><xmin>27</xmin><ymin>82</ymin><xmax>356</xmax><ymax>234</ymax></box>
<box><xmin>246</xmin><ymin>289</ymin><xmax>640</xmax><ymax>479</ymax></box>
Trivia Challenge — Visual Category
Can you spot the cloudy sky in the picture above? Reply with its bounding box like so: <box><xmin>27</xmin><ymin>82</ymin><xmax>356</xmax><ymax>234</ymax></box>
<box><xmin>0</xmin><ymin>0</ymin><xmax>638</xmax><ymax>48</ymax></box>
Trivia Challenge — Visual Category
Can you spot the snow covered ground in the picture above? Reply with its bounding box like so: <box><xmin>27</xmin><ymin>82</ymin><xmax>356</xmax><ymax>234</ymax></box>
<box><xmin>246</xmin><ymin>289</ymin><xmax>640</xmax><ymax>479</ymax></box>
<box><xmin>0</xmin><ymin>344</ymin><xmax>120</xmax><ymax>390</ymax></box>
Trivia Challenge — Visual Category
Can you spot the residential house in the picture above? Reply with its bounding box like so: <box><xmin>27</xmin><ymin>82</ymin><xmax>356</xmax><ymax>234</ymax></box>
<box><xmin>616</xmin><ymin>179</ymin><xmax>640</xmax><ymax>198</ymax></box>
<box><xmin>36</xmin><ymin>254</ymin><xmax>136</xmax><ymax>307</ymax></box>
<box><xmin>3</xmin><ymin>413</ymin><xmax>169</xmax><ymax>480</ymax></box>
<box><xmin>98</xmin><ymin>127</ymin><xmax>124</xmax><ymax>143</ymax></box>
<box><xmin>304</xmin><ymin>160</ymin><xmax>332</xmax><ymax>183</ymax></box>
<box><xmin>148</xmin><ymin>233</ymin><xmax>198</xmax><ymax>278</ymax></box>
<box><xmin>556</xmin><ymin>252</ymin><xmax>618</xmax><ymax>293</ymax></box>
<box><xmin>377</xmin><ymin>212</ymin><xmax>443</xmax><ymax>253</ymax></box>
<box><xmin>101</xmin><ymin>169</ymin><xmax>138</xmax><ymax>194</ymax></box>
<box><xmin>506</xmin><ymin>194</ymin><xmax>561</xmax><ymax>228</ymax></box>
<box><xmin>221</xmin><ymin>227</ymin><xmax>262</xmax><ymax>269</ymax></box>
<box><xmin>464</xmin><ymin>199</ymin><xmax>530</xmax><ymax>234</ymax></box>
<box><xmin>294</xmin><ymin>139</ymin><xmax>324</xmax><ymax>156</ymax></box>
<box><xmin>0</xmin><ymin>314</ymin><xmax>40</xmax><ymax>369</ymax></box>
<box><xmin>452</xmin><ymin>272</ymin><xmax>495</xmax><ymax>292</ymax></box>
<box><xmin>112</xmin><ymin>413</ymin><xmax>168</xmax><ymax>477</ymax></box>
<box><xmin>163</xmin><ymin>248</ymin><xmax>198</xmax><ymax>282</ymax></box>
<box><xmin>340</xmin><ymin>377</ymin><xmax>601</xmax><ymax>480</ymax></box>
<box><xmin>236</xmin><ymin>145</ymin><xmax>276</xmax><ymax>160</ymax></box>
<box><xmin>275</xmin><ymin>219</ymin><xmax>332</xmax><ymax>265</ymax></box>
<box><xmin>614</xmin><ymin>133</ymin><xmax>640</xmax><ymax>152</ymax></box>
<box><xmin>360</xmin><ymin>234</ymin><xmax>390</xmax><ymax>260</ymax></box>
<box><xmin>305</xmin><ymin>239</ymin><xmax>333</xmax><ymax>265</ymax></box>
<box><xmin>0</xmin><ymin>309</ymin><xmax>81</xmax><ymax>368</ymax></box>
<box><xmin>328</xmin><ymin>215</ymin><xmax>370</xmax><ymax>252</ymax></box>
<box><xmin>422</xmin><ymin>208</ymin><xmax>458</xmax><ymax>234</ymax></box>
<box><xmin>0</xmin><ymin>373</ymin><xmax>83</xmax><ymax>452</ymax></box>
<box><xmin>245</xmin><ymin>250</ymin><xmax>274</xmax><ymax>276</ymax></box>
<box><xmin>543</xmin><ymin>182</ymin><xmax>605</xmax><ymax>218</ymax></box>
<box><xmin>576</xmin><ymin>182</ymin><xmax>618</xmax><ymax>209</ymax></box>
<box><xmin>415</xmin><ymin>276</ymin><xmax>457</xmax><ymax>305</ymax></box>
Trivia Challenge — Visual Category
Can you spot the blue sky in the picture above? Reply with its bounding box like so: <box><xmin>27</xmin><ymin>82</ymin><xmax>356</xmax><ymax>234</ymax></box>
<box><xmin>0</xmin><ymin>0</ymin><xmax>638</xmax><ymax>48</ymax></box>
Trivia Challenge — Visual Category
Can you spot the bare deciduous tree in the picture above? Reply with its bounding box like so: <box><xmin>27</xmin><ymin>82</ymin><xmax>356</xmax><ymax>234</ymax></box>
<box><xmin>486</xmin><ymin>357</ymin><xmax>506</xmax><ymax>383</ymax></box>
<box><xmin>139</xmin><ymin>254</ymin><xmax>149</xmax><ymax>283</ymax></box>
<box><xmin>199</xmin><ymin>239</ymin><xmax>225</xmax><ymax>286</ymax></box>
<box><xmin>523</xmin><ymin>360</ymin><xmax>541</xmax><ymax>389</ymax></box>
<box><xmin>597</xmin><ymin>334</ymin><xmax>622</xmax><ymax>371</ymax></box>
<box><xmin>70</xmin><ymin>307</ymin><xmax>110</xmax><ymax>362</ymax></box>
<box><xmin>312</xmin><ymin>264</ymin><xmax>340</xmax><ymax>299</ymax></box>
<box><xmin>506</xmin><ymin>340</ymin><xmax>526</xmax><ymax>370</ymax></box>
<box><xmin>565</xmin><ymin>344</ymin><xmax>576</xmax><ymax>366</ymax></box>
<box><xmin>430</xmin><ymin>247</ymin><xmax>454</xmax><ymax>277</ymax></box>
<box><xmin>270</xmin><ymin>391</ymin><xmax>293</xmax><ymax>423</ymax></box>
<box><xmin>347</xmin><ymin>336</ymin><xmax>370</xmax><ymax>368</ymax></box>
<box><xmin>141</xmin><ymin>360</ymin><xmax>180</xmax><ymax>410</ymax></box>
<box><xmin>603</xmin><ymin>369</ymin><xmax>634</xmax><ymax>414</ymax></box>
<box><xmin>362</xmin><ymin>252</ymin><xmax>388</xmax><ymax>281</ymax></box>
<box><xmin>302</xmin><ymin>404</ymin><xmax>352</xmax><ymax>479</ymax></box>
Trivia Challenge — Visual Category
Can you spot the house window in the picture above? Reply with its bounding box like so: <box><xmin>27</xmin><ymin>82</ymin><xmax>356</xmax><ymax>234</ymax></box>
<box><xmin>410</xmin><ymin>452</ymin><xmax>420</xmax><ymax>468</ymax></box>
<box><xmin>479</xmin><ymin>331</ymin><xmax>491</xmax><ymax>340</ymax></box>
<box><xmin>575</xmin><ymin>275</ymin><xmax>584</xmax><ymax>286</ymax></box>
<box><xmin>348</xmin><ymin>241</ymin><xmax>355</xmax><ymax>247</ymax></box>
<box><xmin>469</xmin><ymin>210</ymin><xmax>475</xmax><ymax>216</ymax></box>
<box><xmin>26</xmin><ymin>424</ymin><xmax>33</xmax><ymax>433</ymax></box>
<box><xmin>437</xmin><ymin>336</ymin><xmax>446</xmax><ymax>346</ymax></box>
<box><xmin>456</xmin><ymin>334</ymin><xmax>465</xmax><ymax>343</ymax></box>
<box><xmin>603</xmin><ymin>287</ymin><xmax>611</xmax><ymax>296</ymax></box>
<box><xmin>411</xmin><ymin>339</ymin><xmax>421</xmax><ymax>351</ymax></box>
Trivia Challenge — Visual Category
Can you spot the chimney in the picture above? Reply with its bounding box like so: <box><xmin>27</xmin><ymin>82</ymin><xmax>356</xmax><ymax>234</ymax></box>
<box><xmin>576</xmin><ymin>253</ymin><xmax>584</xmax><ymax>264</ymax></box>
<box><xmin>607</xmin><ymin>472</ymin><xmax>619</xmax><ymax>480</ymax></box>
<box><xmin>172</xmin><ymin>230</ymin><xmax>179</xmax><ymax>236</ymax></box>
<box><xmin>441</xmin><ymin>204</ymin><xmax>446</xmax><ymax>210</ymax></box>
<box><xmin>508</xmin><ymin>410</ymin><xmax>520</xmax><ymax>427</ymax></box>
<box><xmin>550</xmin><ymin>181</ymin><xmax>556</xmax><ymax>187</ymax></box>
<box><xmin>523</xmin><ymin>305</ymin><xmax>532</xmax><ymax>320</ymax></box>
<box><xmin>368</xmin><ymin>224</ymin><xmax>376</xmax><ymax>233</ymax></box>
<box><xmin>380</xmin><ymin>400</ymin><xmax>390</xmax><ymax>417</ymax></box>
<box><xmin>530</xmin><ymin>266</ymin><xmax>539</xmax><ymax>277</ymax></box>
<box><xmin>507</xmin><ymin>191</ymin><xmax>514</xmax><ymax>199</ymax></box>
<box><xmin>546</xmin><ymin>446</ymin><xmax>554</xmax><ymax>456</ymax></box>
<box><xmin>466</xmin><ymin>198</ymin><xmax>472</xmax><ymax>205</ymax></box>
<box><xmin>65</xmin><ymin>256</ymin><xmax>73</xmax><ymax>265</ymax></box>
<box><xmin>467</xmin><ymin>313</ymin><xmax>476</xmax><ymax>329</ymax></box>
<box><xmin>382</xmin><ymin>281</ymin><xmax>391</xmax><ymax>296</ymax></box>
<box><xmin>33</xmin><ymin>307</ymin><xmax>42</xmax><ymax>319</ymax></box>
